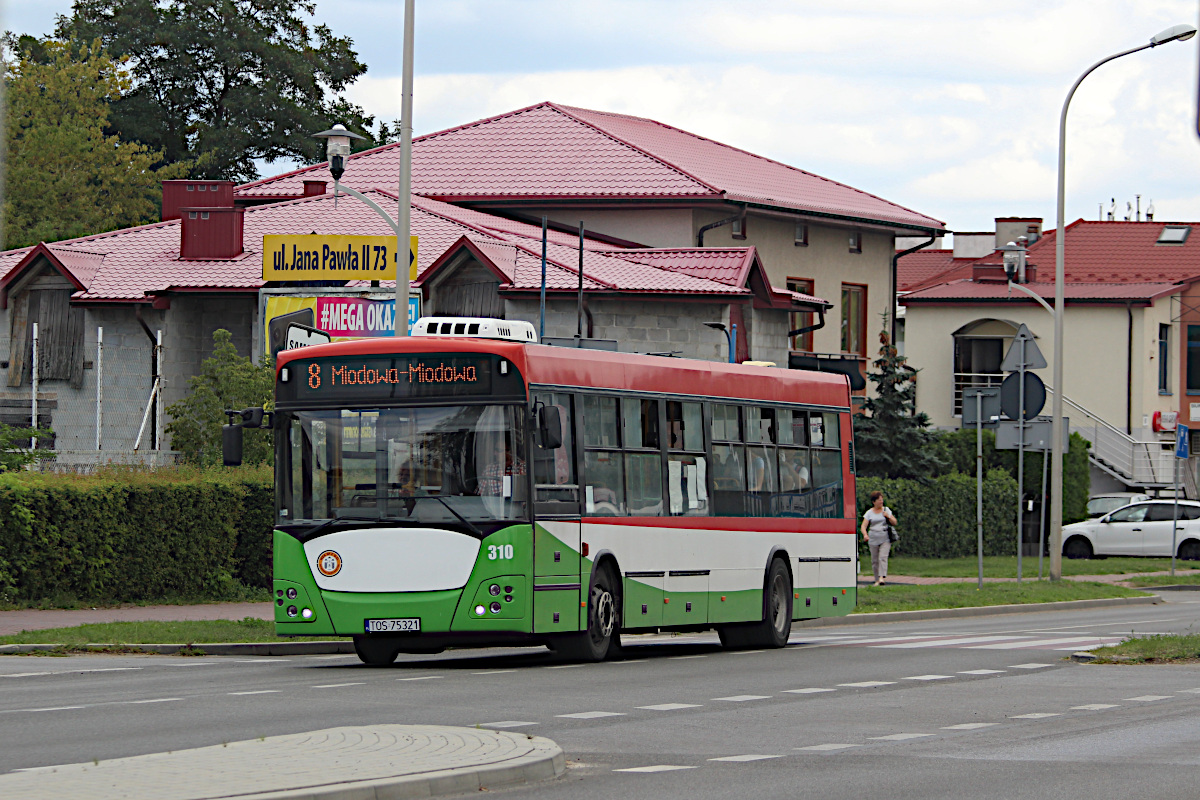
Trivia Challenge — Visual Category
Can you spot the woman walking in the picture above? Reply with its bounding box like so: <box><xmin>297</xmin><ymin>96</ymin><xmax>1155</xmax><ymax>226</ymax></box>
<box><xmin>861</xmin><ymin>491</ymin><xmax>897</xmax><ymax>587</ymax></box>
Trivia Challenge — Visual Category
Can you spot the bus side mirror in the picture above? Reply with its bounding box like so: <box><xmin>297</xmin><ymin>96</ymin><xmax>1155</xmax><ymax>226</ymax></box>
<box><xmin>538</xmin><ymin>406</ymin><xmax>563</xmax><ymax>450</ymax></box>
<box><xmin>223</xmin><ymin>423</ymin><xmax>243</xmax><ymax>467</ymax></box>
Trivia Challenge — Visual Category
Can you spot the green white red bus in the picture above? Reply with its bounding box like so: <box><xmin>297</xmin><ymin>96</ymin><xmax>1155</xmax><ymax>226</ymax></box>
<box><xmin>261</xmin><ymin>321</ymin><xmax>857</xmax><ymax>664</ymax></box>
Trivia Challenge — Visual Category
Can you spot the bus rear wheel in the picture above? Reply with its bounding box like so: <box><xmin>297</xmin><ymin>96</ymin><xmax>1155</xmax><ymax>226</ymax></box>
<box><xmin>353</xmin><ymin>636</ymin><xmax>400</xmax><ymax>666</ymax></box>
<box><xmin>719</xmin><ymin>558</ymin><xmax>792</xmax><ymax>650</ymax></box>
<box><xmin>552</xmin><ymin>563</ymin><xmax>621</xmax><ymax>662</ymax></box>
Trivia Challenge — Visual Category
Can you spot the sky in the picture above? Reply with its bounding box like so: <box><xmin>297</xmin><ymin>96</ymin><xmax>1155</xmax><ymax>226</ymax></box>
<box><xmin>7</xmin><ymin>0</ymin><xmax>1200</xmax><ymax>237</ymax></box>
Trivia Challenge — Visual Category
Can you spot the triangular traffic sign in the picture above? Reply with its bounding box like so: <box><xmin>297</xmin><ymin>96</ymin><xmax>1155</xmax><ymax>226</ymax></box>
<box><xmin>1000</xmin><ymin>324</ymin><xmax>1047</xmax><ymax>371</ymax></box>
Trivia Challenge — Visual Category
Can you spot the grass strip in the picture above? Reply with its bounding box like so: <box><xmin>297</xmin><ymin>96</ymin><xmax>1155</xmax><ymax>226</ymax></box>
<box><xmin>1089</xmin><ymin>634</ymin><xmax>1200</xmax><ymax>663</ymax></box>
<box><xmin>0</xmin><ymin>590</ymin><xmax>274</xmax><ymax>612</ymax></box>
<box><xmin>1124</xmin><ymin>573</ymin><xmax>1200</xmax><ymax>588</ymax></box>
<box><xmin>872</xmin><ymin>555</ymin><xmax>1200</xmax><ymax>579</ymax></box>
<box><xmin>853</xmin><ymin>581</ymin><xmax>1147</xmax><ymax>614</ymax></box>
<box><xmin>0</xmin><ymin>617</ymin><xmax>333</xmax><ymax>646</ymax></box>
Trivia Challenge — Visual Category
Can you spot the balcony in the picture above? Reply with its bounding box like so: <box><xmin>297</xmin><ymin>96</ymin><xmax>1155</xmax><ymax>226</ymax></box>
<box><xmin>953</xmin><ymin>372</ymin><xmax>1005</xmax><ymax>417</ymax></box>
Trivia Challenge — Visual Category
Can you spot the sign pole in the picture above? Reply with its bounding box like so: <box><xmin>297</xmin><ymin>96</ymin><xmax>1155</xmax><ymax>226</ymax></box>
<box><xmin>1173</xmin><ymin>423</ymin><xmax>1188</xmax><ymax>577</ymax></box>
<box><xmin>1039</xmin><ymin>446</ymin><xmax>1048</xmax><ymax>580</ymax></box>
<box><xmin>977</xmin><ymin>391</ymin><xmax>984</xmax><ymax>590</ymax></box>
<box><xmin>395</xmin><ymin>0</ymin><xmax>414</xmax><ymax>337</ymax></box>
<box><xmin>1017</xmin><ymin>338</ymin><xmax>1026</xmax><ymax>584</ymax></box>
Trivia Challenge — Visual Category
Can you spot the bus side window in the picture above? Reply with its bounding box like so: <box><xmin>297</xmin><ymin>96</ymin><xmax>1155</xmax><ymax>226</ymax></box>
<box><xmin>533</xmin><ymin>392</ymin><xmax>578</xmax><ymax>509</ymax></box>
<box><xmin>667</xmin><ymin>401</ymin><xmax>707</xmax><ymax>516</ymax></box>
<box><xmin>711</xmin><ymin>404</ymin><xmax>745</xmax><ymax>517</ymax></box>
<box><xmin>582</xmin><ymin>395</ymin><xmax>625</xmax><ymax>515</ymax></box>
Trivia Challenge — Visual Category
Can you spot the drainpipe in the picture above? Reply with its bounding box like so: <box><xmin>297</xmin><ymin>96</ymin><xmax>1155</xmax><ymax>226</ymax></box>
<box><xmin>788</xmin><ymin>307</ymin><xmax>827</xmax><ymax>339</ymax></box>
<box><xmin>135</xmin><ymin>304</ymin><xmax>159</xmax><ymax>449</ymax></box>
<box><xmin>696</xmin><ymin>209</ymin><xmax>744</xmax><ymax>247</ymax></box>
<box><xmin>1126</xmin><ymin>301</ymin><xmax>1133</xmax><ymax>434</ymax></box>
<box><xmin>891</xmin><ymin>234</ymin><xmax>937</xmax><ymax>346</ymax></box>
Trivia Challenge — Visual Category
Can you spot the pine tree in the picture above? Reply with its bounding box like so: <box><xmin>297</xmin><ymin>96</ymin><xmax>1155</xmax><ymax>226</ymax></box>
<box><xmin>853</xmin><ymin>327</ymin><xmax>943</xmax><ymax>479</ymax></box>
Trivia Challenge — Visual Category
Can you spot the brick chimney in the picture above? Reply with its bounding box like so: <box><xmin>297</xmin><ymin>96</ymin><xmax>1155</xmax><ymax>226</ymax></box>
<box><xmin>179</xmin><ymin>207</ymin><xmax>244</xmax><ymax>260</ymax></box>
<box><xmin>162</xmin><ymin>180</ymin><xmax>235</xmax><ymax>222</ymax></box>
<box><xmin>302</xmin><ymin>180</ymin><xmax>327</xmax><ymax>197</ymax></box>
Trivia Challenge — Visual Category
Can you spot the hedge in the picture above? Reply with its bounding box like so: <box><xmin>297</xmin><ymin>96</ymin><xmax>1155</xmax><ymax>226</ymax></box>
<box><xmin>0</xmin><ymin>465</ymin><xmax>274</xmax><ymax>604</ymax></box>
<box><xmin>856</xmin><ymin>472</ymin><xmax>1020</xmax><ymax>558</ymax></box>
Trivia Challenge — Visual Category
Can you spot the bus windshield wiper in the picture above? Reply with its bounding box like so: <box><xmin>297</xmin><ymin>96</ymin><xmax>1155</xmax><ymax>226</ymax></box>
<box><xmin>411</xmin><ymin>495</ymin><xmax>483</xmax><ymax>537</ymax></box>
<box><xmin>302</xmin><ymin>511</ymin><xmax>399</xmax><ymax>540</ymax></box>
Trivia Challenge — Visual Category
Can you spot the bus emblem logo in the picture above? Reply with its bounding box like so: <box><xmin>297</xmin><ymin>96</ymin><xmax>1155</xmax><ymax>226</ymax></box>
<box><xmin>316</xmin><ymin>550</ymin><xmax>342</xmax><ymax>577</ymax></box>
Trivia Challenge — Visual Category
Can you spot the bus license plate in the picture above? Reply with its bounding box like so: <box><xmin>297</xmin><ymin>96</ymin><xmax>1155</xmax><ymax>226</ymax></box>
<box><xmin>364</xmin><ymin>618</ymin><xmax>421</xmax><ymax>633</ymax></box>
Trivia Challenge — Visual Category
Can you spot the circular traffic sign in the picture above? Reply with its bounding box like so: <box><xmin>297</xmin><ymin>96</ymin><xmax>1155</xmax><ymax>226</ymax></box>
<box><xmin>1000</xmin><ymin>372</ymin><xmax>1046</xmax><ymax>421</ymax></box>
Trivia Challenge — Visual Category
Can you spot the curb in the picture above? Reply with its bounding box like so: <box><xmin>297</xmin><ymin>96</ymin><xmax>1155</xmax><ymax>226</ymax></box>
<box><xmin>1070</xmin><ymin>651</ymin><xmax>1099</xmax><ymax>662</ymax></box>
<box><xmin>794</xmin><ymin>594</ymin><xmax>1158</xmax><ymax>628</ymax></box>
<box><xmin>238</xmin><ymin>735</ymin><xmax>565</xmax><ymax>800</ymax></box>
<box><xmin>0</xmin><ymin>596</ymin><xmax>1159</xmax><ymax>655</ymax></box>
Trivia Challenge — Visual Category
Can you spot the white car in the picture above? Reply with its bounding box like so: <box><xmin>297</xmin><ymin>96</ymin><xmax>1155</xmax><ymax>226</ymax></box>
<box><xmin>1062</xmin><ymin>500</ymin><xmax>1200</xmax><ymax>560</ymax></box>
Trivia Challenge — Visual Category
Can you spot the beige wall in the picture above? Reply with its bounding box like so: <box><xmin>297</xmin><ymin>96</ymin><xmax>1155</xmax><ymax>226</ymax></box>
<box><xmin>904</xmin><ymin>298</ymin><xmax>1178</xmax><ymax>439</ymax></box>
<box><xmin>542</xmin><ymin>209</ymin><xmax>694</xmax><ymax>247</ymax></box>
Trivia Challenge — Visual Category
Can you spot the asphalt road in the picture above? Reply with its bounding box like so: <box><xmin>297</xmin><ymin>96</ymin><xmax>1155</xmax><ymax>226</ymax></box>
<box><xmin>2</xmin><ymin>592</ymin><xmax>1199</xmax><ymax>799</ymax></box>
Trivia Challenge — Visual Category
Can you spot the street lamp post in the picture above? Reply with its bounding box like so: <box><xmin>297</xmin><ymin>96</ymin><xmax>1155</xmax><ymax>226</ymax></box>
<box><xmin>1048</xmin><ymin>23</ymin><xmax>1196</xmax><ymax>581</ymax></box>
<box><xmin>704</xmin><ymin>322</ymin><xmax>737</xmax><ymax>363</ymax></box>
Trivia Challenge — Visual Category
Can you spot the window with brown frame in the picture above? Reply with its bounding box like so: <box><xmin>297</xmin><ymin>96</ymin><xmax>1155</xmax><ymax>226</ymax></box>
<box><xmin>840</xmin><ymin>283</ymin><xmax>867</xmax><ymax>357</ymax></box>
<box><xmin>731</xmin><ymin>214</ymin><xmax>747</xmax><ymax>240</ymax></box>
<box><xmin>787</xmin><ymin>278</ymin><xmax>815</xmax><ymax>352</ymax></box>
<box><xmin>794</xmin><ymin>223</ymin><xmax>808</xmax><ymax>246</ymax></box>
<box><xmin>848</xmin><ymin>230</ymin><xmax>862</xmax><ymax>253</ymax></box>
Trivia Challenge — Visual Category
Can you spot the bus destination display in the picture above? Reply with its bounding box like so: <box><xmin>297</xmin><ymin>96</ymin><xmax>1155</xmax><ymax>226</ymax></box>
<box><xmin>284</xmin><ymin>354</ymin><xmax>525</xmax><ymax>403</ymax></box>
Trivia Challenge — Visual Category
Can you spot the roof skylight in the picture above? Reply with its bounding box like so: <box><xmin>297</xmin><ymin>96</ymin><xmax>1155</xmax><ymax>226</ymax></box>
<box><xmin>1157</xmin><ymin>225</ymin><xmax>1191</xmax><ymax>244</ymax></box>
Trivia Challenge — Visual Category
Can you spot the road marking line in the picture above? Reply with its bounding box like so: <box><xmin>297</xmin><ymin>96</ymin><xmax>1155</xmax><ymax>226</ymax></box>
<box><xmin>547</xmin><ymin>664</ymin><xmax>587</xmax><ymax>669</ymax></box>
<box><xmin>669</xmin><ymin>655</ymin><xmax>707</xmax><ymax>660</ymax></box>
<box><xmin>1179</xmin><ymin>688</ymin><xmax>1200</xmax><ymax>694</ymax></box>
<box><xmin>1071</xmin><ymin>704</ymin><xmax>1119</xmax><ymax>710</ymax></box>
<box><xmin>128</xmin><ymin>698</ymin><xmax>182</xmax><ymax>704</ymax></box>
<box><xmin>472</xmin><ymin>670</ymin><xmax>517</xmax><ymax>675</ymax></box>
<box><xmin>708</xmin><ymin>754</ymin><xmax>784</xmax><ymax>762</ymax></box>
<box><xmin>615</xmin><ymin>765</ymin><xmax>697</xmax><ymax>773</ymax></box>
<box><xmin>1008</xmin><ymin>663</ymin><xmax>1053</xmax><ymax>669</ymax></box>
<box><xmin>228</xmin><ymin>690</ymin><xmax>280</xmax><ymax>695</ymax></box>
<box><xmin>396</xmin><ymin>676</ymin><xmax>443</xmax><ymax>681</ymax></box>
<box><xmin>838</xmin><ymin>681</ymin><xmax>895</xmax><ymax>688</ymax></box>
<box><xmin>557</xmin><ymin>711</ymin><xmax>626</xmax><ymax>719</ymax></box>
<box><xmin>611</xmin><ymin>659</ymin><xmax>647</xmax><ymax>664</ymax></box>
<box><xmin>941</xmin><ymin>723</ymin><xmax>998</xmax><ymax>730</ymax></box>
<box><xmin>728</xmin><ymin>650</ymin><xmax>766</xmax><ymax>655</ymax></box>
<box><xmin>25</xmin><ymin>706</ymin><xmax>87</xmax><ymax>713</ymax></box>
<box><xmin>783</xmin><ymin>688</ymin><xmax>836</xmax><ymax>694</ymax></box>
<box><xmin>969</xmin><ymin>637</ymin><xmax>1104</xmax><ymax>650</ymax></box>
<box><xmin>1011</xmin><ymin>713</ymin><xmax>1061</xmax><ymax>719</ymax></box>
<box><xmin>958</xmin><ymin>669</ymin><xmax>1006</xmax><ymax>675</ymax></box>
<box><xmin>904</xmin><ymin>675</ymin><xmax>953</xmax><ymax>681</ymax></box>
<box><xmin>68</xmin><ymin>668</ymin><xmax>143</xmax><ymax>673</ymax></box>
<box><xmin>1</xmin><ymin>672</ymin><xmax>53</xmax><ymax>678</ymax></box>
<box><xmin>637</xmin><ymin>703</ymin><xmax>701</xmax><ymax>711</ymax></box>
<box><xmin>480</xmin><ymin>721</ymin><xmax>539</xmax><ymax>728</ymax></box>
<box><xmin>796</xmin><ymin>743</ymin><xmax>860</xmax><ymax>751</ymax></box>
<box><xmin>867</xmin><ymin>733</ymin><xmax>937</xmax><ymax>740</ymax></box>
<box><xmin>307</xmin><ymin>655</ymin><xmax>354</xmax><ymax>660</ymax></box>
<box><xmin>877</xmin><ymin>636</ymin><xmax>1032</xmax><ymax>649</ymax></box>
<box><xmin>713</xmin><ymin>695</ymin><xmax>771</xmax><ymax>702</ymax></box>
<box><xmin>235</xmin><ymin>659</ymin><xmax>283</xmax><ymax>663</ymax></box>
<box><xmin>1123</xmin><ymin>695</ymin><xmax>1172</xmax><ymax>702</ymax></box>
<box><xmin>312</xmin><ymin>682</ymin><xmax>365</xmax><ymax>688</ymax></box>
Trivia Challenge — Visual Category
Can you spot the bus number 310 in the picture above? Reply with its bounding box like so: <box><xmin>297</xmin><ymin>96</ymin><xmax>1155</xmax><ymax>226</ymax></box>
<box><xmin>487</xmin><ymin>544</ymin><xmax>514</xmax><ymax>561</ymax></box>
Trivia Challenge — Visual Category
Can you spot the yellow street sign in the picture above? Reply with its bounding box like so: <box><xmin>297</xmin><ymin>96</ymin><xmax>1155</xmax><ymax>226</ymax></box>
<box><xmin>263</xmin><ymin>235</ymin><xmax>418</xmax><ymax>282</ymax></box>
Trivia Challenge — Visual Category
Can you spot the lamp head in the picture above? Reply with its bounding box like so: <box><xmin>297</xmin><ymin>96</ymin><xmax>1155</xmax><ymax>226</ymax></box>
<box><xmin>704</xmin><ymin>322</ymin><xmax>727</xmax><ymax>332</ymax></box>
<box><xmin>312</xmin><ymin>124</ymin><xmax>367</xmax><ymax>181</ymax></box>
<box><xmin>1151</xmin><ymin>23</ymin><xmax>1197</xmax><ymax>46</ymax></box>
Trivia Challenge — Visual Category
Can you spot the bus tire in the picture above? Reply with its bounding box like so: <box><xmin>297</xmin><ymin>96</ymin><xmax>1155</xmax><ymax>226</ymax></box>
<box><xmin>352</xmin><ymin>636</ymin><xmax>400</xmax><ymax>666</ymax></box>
<box><xmin>552</xmin><ymin>562</ymin><xmax>621</xmax><ymax>662</ymax></box>
<box><xmin>718</xmin><ymin>558</ymin><xmax>792</xmax><ymax>650</ymax></box>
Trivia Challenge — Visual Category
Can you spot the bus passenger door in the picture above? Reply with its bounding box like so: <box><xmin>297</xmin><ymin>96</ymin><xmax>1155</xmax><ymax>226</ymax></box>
<box><xmin>532</xmin><ymin>392</ymin><xmax>583</xmax><ymax>634</ymax></box>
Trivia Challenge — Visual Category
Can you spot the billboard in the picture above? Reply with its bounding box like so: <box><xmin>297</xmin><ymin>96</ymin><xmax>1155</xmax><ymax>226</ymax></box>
<box><xmin>262</xmin><ymin>234</ymin><xmax>418</xmax><ymax>282</ymax></box>
<box><xmin>263</xmin><ymin>295</ymin><xmax>420</xmax><ymax>357</ymax></box>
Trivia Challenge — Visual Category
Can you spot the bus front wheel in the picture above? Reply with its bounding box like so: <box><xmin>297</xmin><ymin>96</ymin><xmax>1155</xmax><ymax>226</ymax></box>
<box><xmin>552</xmin><ymin>562</ymin><xmax>621</xmax><ymax>662</ymax></box>
<box><xmin>719</xmin><ymin>558</ymin><xmax>792</xmax><ymax>650</ymax></box>
<box><xmin>353</xmin><ymin>636</ymin><xmax>400</xmax><ymax>666</ymax></box>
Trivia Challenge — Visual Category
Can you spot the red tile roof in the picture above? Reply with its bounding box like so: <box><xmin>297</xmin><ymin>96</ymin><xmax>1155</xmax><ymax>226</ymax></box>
<box><xmin>896</xmin><ymin>249</ymin><xmax>978</xmax><ymax>292</ymax></box>
<box><xmin>903</xmin><ymin>279</ymin><xmax>1180</xmax><ymax>304</ymax></box>
<box><xmin>0</xmin><ymin>190</ymin><xmax>830</xmax><ymax>310</ymax></box>
<box><xmin>236</xmin><ymin>101</ymin><xmax>944</xmax><ymax>232</ymax></box>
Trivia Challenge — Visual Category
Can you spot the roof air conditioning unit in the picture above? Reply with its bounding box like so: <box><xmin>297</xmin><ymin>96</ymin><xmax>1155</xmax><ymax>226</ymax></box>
<box><xmin>412</xmin><ymin>317</ymin><xmax>538</xmax><ymax>343</ymax></box>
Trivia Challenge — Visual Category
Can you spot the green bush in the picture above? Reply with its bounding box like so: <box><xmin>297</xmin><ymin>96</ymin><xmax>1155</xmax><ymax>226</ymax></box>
<box><xmin>0</xmin><ymin>465</ymin><xmax>273</xmax><ymax>605</ymax></box>
<box><xmin>856</xmin><ymin>472</ymin><xmax>1020</xmax><ymax>558</ymax></box>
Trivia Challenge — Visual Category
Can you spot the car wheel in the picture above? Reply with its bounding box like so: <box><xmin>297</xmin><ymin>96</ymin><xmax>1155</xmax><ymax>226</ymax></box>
<box><xmin>1063</xmin><ymin>536</ymin><xmax>1093</xmax><ymax>560</ymax></box>
<box><xmin>1178</xmin><ymin>540</ymin><xmax>1200</xmax><ymax>561</ymax></box>
<box><xmin>719</xmin><ymin>558</ymin><xmax>792</xmax><ymax>650</ymax></box>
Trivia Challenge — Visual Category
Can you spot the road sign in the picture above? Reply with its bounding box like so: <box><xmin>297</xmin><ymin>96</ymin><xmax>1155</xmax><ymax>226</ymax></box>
<box><xmin>283</xmin><ymin>323</ymin><xmax>331</xmax><ymax>352</ymax></box>
<box><xmin>1000</xmin><ymin>324</ymin><xmax>1047</xmax><ymax>371</ymax></box>
<box><xmin>962</xmin><ymin>387</ymin><xmax>1001</xmax><ymax>426</ymax></box>
<box><xmin>1000</xmin><ymin>371</ymin><xmax>1046</xmax><ymax>420</ymax></box>
<box><xmin>262</xmin><ymin>235</ymin><xmax>418</xmax><ymax>281</ymax></box>
<box><xmin>1177</xmin><ymin>424</ymin><xmax>1190</xmax><ymax>459</ymax></box>
<box><xmin>995</xmin><ymin>417</ymin><xmax>1069</xmax><ymax>452</ymax></box>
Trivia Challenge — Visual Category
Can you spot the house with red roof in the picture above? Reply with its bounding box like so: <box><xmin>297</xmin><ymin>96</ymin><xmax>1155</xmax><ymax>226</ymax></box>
<box><xmin>0</xmin><ymin>102</ymin><xmax>943</xmax><ymax>462</ymax></box>
<box><xmin>901</xmin><ymin>218</ymin><xmax>1200</xmax><ymax>492</ymax></box>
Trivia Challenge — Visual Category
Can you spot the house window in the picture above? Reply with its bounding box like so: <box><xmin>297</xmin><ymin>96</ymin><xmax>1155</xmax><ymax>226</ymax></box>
<box><xmin>1187</xmin><ymin>326</ymin><xmax>1200</xmax><ymax>394</ymax></box>
<box><xmin>731</xmin><ymin>214</ymin><xmax>747</xmax><ymax>240</ymax></box>
<box><xmin>848</xmin><ymin>230</ymin><xmax>862</xmax><ymax>253</ymax></box>
<box><xmin>788</xmin><ymin>278</ymin><xmax>815</xmax><ymax>351</ymax></box>
<box><xmin>794</xmin><ymin>223</ymin><xmax>808</xmax><ymax>246</ymax></box>
<box><xmin>840</xmin><ymin>283</ymin><xmax>866</xmax><ymax>356</ymax></box>
<box><xmin>1159</xmin><ymin>324</ymin><xmax>1171</xmax><ymax>395</ymax></box>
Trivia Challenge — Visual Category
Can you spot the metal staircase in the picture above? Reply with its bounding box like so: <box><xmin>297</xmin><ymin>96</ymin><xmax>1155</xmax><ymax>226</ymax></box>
<box><xmin>1044</xmin><ymin>387</ymin><xmax>1175</xmax><ymax>490</ymax></box>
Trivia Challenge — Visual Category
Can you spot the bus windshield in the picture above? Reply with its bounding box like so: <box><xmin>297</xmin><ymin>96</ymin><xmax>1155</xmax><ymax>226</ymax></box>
<box><xmin>278</xmin><ymin>404</ymin><xmax>528</xmax><ymax>529</ymax></box>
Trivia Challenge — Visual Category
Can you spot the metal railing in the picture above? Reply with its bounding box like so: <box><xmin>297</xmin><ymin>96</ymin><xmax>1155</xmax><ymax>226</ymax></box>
<box><xmin>1043</xmin><ymin>386</ymin><xmax>1175</xmax><ymax>488</ymax></box>
<box><xmin>952</xmin><ymin>372</ymin><xmax>1005</xmax><ymax>417</ymax></box>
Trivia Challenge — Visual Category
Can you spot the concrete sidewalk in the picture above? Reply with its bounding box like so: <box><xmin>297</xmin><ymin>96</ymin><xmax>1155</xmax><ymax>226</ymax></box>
<box><xmin>861</xmin><ymin>568</ymin><xmax>1200</xmax><ymax>587</ymax></box>
<box><xmin>0</xmin><ymin>725</ymin><xmax>565</xmax><ymax>800</ymax></box>
<box><xmin>0</xmin><ymin>602</ymin><xmax>273</xmax><ymax>636</ymax></box>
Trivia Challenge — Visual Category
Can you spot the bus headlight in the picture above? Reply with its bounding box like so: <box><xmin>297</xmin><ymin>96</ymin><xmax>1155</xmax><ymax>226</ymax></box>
<box><xmin>286</xmin><ymin>588</ymin><xmax>298</xmax><ymax>600</ymax></box>
<box><xmin>489</xmin><ymin>602</ymin><xmax>502</xmax><ymax>614</ymax></box>
<box><xmin>474</xmin><ymin>605</ymin><xmax>486</xmax><ymax>616</ymax></box>
<box><xmin>488</xmin><ymin>584</ymin><xmax>501</xmax><ymax>596</ymax></box>
<box><xmin>286</xmin><ymin>605</ymin><xmax>298</xmax><ymax>617</ymax></box>
<box><xmin>301</xmin><ymin>608</ymin><xmax>313</xmax><ymax>619</ymax></box>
